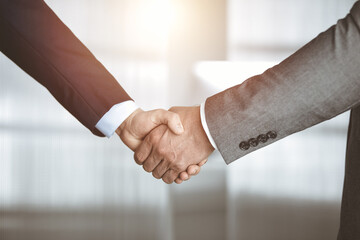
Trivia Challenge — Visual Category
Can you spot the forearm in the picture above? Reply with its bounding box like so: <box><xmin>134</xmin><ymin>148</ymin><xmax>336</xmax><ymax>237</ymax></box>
<box><xmin>205</xmin><ymin>1</ymin><xmax>360</xmax><ymax>164</ymax></box>
<box><xmin>0</xmin><ymin>0</ymin><xmax>131</xmax><ymax>136</ymax></box>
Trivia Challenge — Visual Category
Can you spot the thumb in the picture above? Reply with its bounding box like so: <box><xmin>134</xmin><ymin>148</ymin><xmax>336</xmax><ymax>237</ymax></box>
<box><xmin>150</xmin><ymin>109</ymin><xmax>184</xmax><ymax>135</ymax></box>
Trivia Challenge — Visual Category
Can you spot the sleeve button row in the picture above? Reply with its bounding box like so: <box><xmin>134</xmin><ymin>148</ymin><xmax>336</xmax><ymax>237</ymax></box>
<box><xmin>239</xmin><ymin>131</ymin><xmax>277</xmax><ymax>151</ymax></box>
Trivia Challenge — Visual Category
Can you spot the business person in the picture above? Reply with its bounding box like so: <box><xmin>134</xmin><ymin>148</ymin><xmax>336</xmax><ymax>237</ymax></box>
<box><xmin>0</xmin><ymin>0</ymin><xmax>192</xmax><ymax>160</ymax></box>
<box><xmin>136</xmin><ymin>1</ymin><xmax>360</xmax><ymax>238</ymax></box>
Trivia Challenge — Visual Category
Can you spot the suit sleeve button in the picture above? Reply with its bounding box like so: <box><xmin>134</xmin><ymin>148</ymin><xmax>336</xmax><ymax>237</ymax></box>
<box><xmin>248</xmin><ymin>138</ymin><xmax>259</xmax><ymax>147</ymax></box>
<box><xmin>239</xmin><ymin>141</ymin><xmax>250</xmax><ymax>150</ymax></box>
<box><xmin>257</xmin><ymin>134</ymin><xmax>268</xmax><ymax>143</ymax></box>
<box><xmin>266</xmin><ymin>131</ymin><xmax>277</xmax><ymax>139</ymax></box>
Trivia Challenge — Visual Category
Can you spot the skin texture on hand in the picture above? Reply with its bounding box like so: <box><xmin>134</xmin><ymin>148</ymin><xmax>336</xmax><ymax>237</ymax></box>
<box><xmin>134</xmin><ymin>106</ymin><xmax>215</xmax><ymax>184</ymax></box>
<box><xmin>116</xmin><ymin>108</ymin><xmax>184</xmax><ymax>151</ymax></box>
<box><xmin>174</xmin><ymin>158</ymin><xmax>208</xmax><ymax>184</ymax></box>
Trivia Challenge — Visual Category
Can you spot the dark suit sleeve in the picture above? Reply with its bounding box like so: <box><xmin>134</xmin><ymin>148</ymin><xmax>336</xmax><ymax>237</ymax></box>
<box><xmin>0</xmin><ymin>0</ymin><xmax>132</xmax><ymax>136</ymax></box>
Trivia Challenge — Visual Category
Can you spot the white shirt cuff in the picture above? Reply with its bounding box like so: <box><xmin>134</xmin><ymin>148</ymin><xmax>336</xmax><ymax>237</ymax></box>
<box><xmin>200</xmin><ymin>102</ymin><xmax>218</xmax><ymax>150</ymax></box>
<box><xmin>95</xmin><ymin>100</ymin><xmax>139</xmax><ymax>138</ymax></box>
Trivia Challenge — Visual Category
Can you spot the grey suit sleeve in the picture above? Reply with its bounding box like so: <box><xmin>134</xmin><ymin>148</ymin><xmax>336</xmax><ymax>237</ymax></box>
<box><xmin>205</xmin><ymin>1</ymin><xmax>360</xmax><ymax>164</ymax></box>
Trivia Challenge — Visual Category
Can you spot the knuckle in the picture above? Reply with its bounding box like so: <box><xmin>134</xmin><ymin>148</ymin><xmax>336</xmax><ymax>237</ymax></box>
<box><xmin>163</xmin><ymin>178</ymin><xmax>172</xmax><ymax>184</ymax></box>
<box><xmin>168</xmin><ymin>152</ymin><xmax>177</xmax><ymax>162</ymax></box>
<box><xmin>153</xmin><ymin>168</ymin><xmax>163</xmax><ymax>177</ymax></box>
<box><xmin>170</xmin><ymin>173</ymin><xmax>178</xmax><ymax>182</ymax></box>
<box><xmin>174</xmin><ymin>161</ymin><xmax>185</xmax><ymax>171</ymax></box>
<box><xmin>143</xmin><ymin>164</ymin><xmax>151</xmax><ymax>173</ymax></box>
<box><xmin>156</xmin><ymin>145</ymin><xmax>167</xmax><ymax>156</ymax></box>
<box><xmin>152</xmin><ymin>172</ymin><xmax>161</xmax><ymax>179</ymax></box>
<box><xmin>134</xmin><ymin>152</ymin><xmax>144</xmax><ymax>165</ymax></box>
<box><xmin>154</xmin><ymin>109</ymin><xmax>165</xmax><ymax>117</ymax></box>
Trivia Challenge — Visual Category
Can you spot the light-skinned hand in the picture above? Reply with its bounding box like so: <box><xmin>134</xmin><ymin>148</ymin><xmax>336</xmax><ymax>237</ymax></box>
<box><xmin>115</xmin><ymin>108</ymin><xmax>204</xmax><ymax>183</ymax></box>
<box><xmin>134</xmin><ymin>106</ymin><xmax>215</xmax><ymax>184</ymax></box>
<box><xmin>115</xmin><ymin>108</ymin><xmax>184</xmax><ymax>151</ymax></box>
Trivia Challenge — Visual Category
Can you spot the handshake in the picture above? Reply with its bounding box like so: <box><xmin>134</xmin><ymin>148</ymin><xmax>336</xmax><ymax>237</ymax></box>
<box><xmin>116</xmin><ymin>106</ymin><xmax>215</xmax><ymax>184</ymax></box>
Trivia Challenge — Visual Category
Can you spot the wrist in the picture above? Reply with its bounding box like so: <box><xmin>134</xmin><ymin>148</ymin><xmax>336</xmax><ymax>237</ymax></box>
<box><xmin>200</xmin><ymin>102</ymin><xmax>217</xmax><ymax>150</ymax></box>
<box><xmin>194</xmin><ymin>106</ymin><xmax>215</xmax><ymax>152</ymax></box>
<box><xmin>116</xmin><ymin>108</ymin><xmax>142</xmax><ymax>137</ymax></box>
<box><xmin>171</xmin><ymin>106</ymin><xmax>214</xmax><ymax>153</ymax></box>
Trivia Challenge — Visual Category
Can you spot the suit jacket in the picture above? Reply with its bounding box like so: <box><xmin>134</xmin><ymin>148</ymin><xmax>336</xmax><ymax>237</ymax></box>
<box><xmin>205</xmin><ymin>1</ymin><xmax>360</xmax><ymax>239</ymax></box>
<box><xmin>0</xmin><ymin>0</ymin><xmax>132</xmax><ymax>136</ymax></box>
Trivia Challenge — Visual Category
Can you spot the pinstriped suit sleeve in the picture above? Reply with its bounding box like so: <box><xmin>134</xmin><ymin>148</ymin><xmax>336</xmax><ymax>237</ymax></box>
<box><xmin>205</xmin><ymin>1</ymin><xmax>360</xmax><ymax>164</ymax></box>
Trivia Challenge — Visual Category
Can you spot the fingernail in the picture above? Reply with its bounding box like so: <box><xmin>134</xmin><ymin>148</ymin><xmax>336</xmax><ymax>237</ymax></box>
<box><xmin>193</xmin><ymin>169</ymin><xmax>197</xmax><ymax>174</ymax></box>
<box><xmin>177</xmin><ymin>123</ymin><xmax>184</xmax><ymax>132</ymax></box>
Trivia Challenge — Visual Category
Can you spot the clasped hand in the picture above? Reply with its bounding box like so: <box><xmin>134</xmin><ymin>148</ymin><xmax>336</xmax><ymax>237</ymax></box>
<box><xmin>116</xmin><ymin>106</ymin><xmax>214</xmax><ymax>184</ymax></box>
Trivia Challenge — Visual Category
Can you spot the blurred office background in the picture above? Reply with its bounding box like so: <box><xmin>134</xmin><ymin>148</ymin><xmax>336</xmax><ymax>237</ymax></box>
<box><xmin>0</xmin><ymin>0</ymin><xmax>357</xmax><ymax>239</ymax></box>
